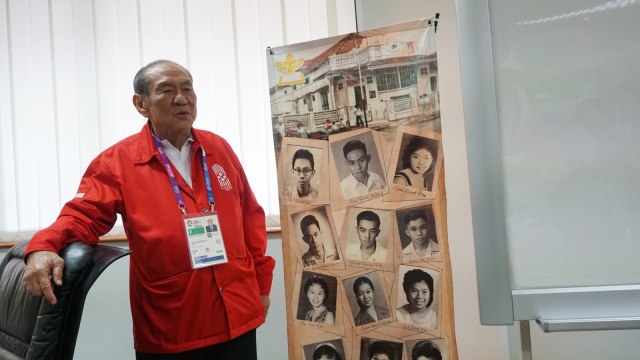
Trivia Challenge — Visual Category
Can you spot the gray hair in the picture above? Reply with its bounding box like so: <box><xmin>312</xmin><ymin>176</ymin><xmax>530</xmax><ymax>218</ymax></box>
<box><xmin>133</xmin><ymin>60</ymin><xmax>193</xmax><ymax>96</ymax></box>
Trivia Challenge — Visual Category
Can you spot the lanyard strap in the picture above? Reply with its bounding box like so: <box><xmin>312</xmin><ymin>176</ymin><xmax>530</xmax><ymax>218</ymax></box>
<box><xmin>201</xmin><ymin>149</ymin><xmax>215</xmax><ymax>211</ymax></box>
<box><xmin>152</xmin><ymin>134</ymin><xmax>216</xmax><ymax>215</ymax></box>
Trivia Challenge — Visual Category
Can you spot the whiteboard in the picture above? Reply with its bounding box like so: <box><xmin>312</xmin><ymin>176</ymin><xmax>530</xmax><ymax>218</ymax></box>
<box><xmin>491</xmin><ymin>0</ymin><xmax>640</xmax><ymax>290</ymax></box>
<box><xmin>461</xmin><ymin>0</ymin><xmax>640</xmax><ymax>327</ymax></box>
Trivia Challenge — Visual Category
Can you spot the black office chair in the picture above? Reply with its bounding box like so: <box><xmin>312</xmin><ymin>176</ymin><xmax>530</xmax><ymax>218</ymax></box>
<box><xmin>0</xmin><ymin>241</ymin><xmax>130</xmax><ymax>360</ymax></box>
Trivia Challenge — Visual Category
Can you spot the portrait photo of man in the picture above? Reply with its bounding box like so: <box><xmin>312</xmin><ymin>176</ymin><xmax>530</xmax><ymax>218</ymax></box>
<box><xmin>292</xmin><ymin>206</ymin><xmax>340</xmax><ymax>268</ymax></box>
<box><xmin>396</xmin><ymin>206</ymin><xmax>439</xmax><ymax>260</ymax></box>
<box><xmin>284</xmin><ymin>146</ymin><xmax>323</xmax><ymax>200</ymax></box>
<box><xmin>344</xmin><ymin>209</ymin><xmax>389</xmax><ymax>262</ymax></box>
<box><xmin>332</xmin><ymin>134</ymin><xmax>386</xmax><ymax>200</ymax></box>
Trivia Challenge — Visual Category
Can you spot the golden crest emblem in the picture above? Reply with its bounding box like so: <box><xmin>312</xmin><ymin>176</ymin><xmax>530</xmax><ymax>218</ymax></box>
<box><xmin>276</xmin><ymin>53</ymin><xmax>305</xmax><ymax>86</ymax></box>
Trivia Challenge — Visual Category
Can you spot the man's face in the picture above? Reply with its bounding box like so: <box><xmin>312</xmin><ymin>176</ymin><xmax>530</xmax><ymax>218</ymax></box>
<box><xmin>292</xmin><ymin>158</ymin><xmax>314</xmax><ymax>187</ymax></box>
<box><xmin>405</xmin><ymin>218</ymin><xmax>429</xmax><ymax>247</ymax></box>
<box><xmin>407</xmin><ymin>280</ymin><xmax>431</xmax><ymax>310</ymax></box>
<box><xmin>355</xmin><ymin>282</ymin><xmax>374</xmax><ymax>309</ymax></box>
<box><xmin>356</xmin><ymin>219</ymin><xmax>379</xmax><ymax>250</ymax></box>
<box><xmin>134</xmin><ymin>63</ymin><xmax>197</xmax><ymax>140</ymax></box>
<box><xmin>345</xmin><ymin>149</ymin><xmax>370</xmax><ymax>183</ymax></box>
<box><xmin>302</xmin><ymin>223</ymin><xmax>323</xmax><ymax>253</ymax></box>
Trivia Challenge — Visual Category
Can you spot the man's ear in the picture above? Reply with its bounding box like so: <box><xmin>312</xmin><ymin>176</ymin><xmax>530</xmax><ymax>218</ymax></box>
<box><xmin>132</xmin><ymin>94</ymin><xmax>149</xmax><ymax>118</ymax></box>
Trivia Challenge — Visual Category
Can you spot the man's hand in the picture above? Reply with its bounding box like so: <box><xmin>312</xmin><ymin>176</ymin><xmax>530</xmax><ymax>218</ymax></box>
<box><xmin>23</xmin><ymin>250</ymin><xmax>65</xmax><ymax>305</ymax></box>
<box><xmin>261</xmin><ymin>295</ymin><xmax>271</xmax><ymax>319</ymax></box>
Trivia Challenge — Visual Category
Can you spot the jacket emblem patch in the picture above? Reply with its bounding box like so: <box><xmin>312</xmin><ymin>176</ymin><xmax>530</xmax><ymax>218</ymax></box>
<box><xmin>212</xmin><ymin>164</ymin><xmax>233</xmax><ymax>191</ymax></box>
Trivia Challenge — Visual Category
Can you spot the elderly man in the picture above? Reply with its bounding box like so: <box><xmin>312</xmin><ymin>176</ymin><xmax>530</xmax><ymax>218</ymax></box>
<box><xmin>23</xmin><ymin>60</ymin><xmax>275</xmax><ymax>359</ymax></box>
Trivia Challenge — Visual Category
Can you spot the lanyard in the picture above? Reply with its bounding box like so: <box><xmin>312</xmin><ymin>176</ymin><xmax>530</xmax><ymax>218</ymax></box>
<box><xmin>152</xmin><ymin>134</ymin><xmax>216</xmax><ymax>215</ymax></box>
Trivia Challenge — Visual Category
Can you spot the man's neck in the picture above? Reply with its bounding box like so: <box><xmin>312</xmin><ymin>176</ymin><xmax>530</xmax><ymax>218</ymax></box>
<box><xmin>361</xmin><ymin>243</ymin><xmax>376</xmax><ymax>260</ymax></box>
<box><xmin>414</xmin><ymin>239</ymin><xmax>431</xmax><ymax>251</ymax></box>
<box><xmin>313</xmin><ymin>245</ymin><xmax>325</xmax><ymax>259</ymax></box>
<box><xmin>151</xmin><ymin>124</ymin><xmax>191</xmax><ymax>149</ymax></box>
<box><xmin>297</xmin><ymin>183</ymin><xmax>311</xmax><ymax>196</ymax></box>
<box><xmin>414</xmin><ymin>239</ymin><xmax>431</xmax><ymax>256</ymax></box>
<box><xmin>355</xmin><ymin>172</ymin><xmax>370</xmax><ymax>185</ymax></box>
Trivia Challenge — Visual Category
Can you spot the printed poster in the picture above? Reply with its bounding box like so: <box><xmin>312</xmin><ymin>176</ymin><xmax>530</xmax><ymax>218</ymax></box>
<box><xmin>267</xmin><ymin>18</ymin><xmax>458</xmax><ymax>360</ymax></box>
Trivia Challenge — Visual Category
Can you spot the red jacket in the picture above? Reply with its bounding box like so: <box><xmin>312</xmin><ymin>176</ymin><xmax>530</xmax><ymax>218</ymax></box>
<box><xmin>26</xmin><ymin>124</ymin><xmax>275</xmax><ymax>353</ymax></box>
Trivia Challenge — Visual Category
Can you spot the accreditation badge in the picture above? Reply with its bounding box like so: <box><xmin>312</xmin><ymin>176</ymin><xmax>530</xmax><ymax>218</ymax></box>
<box><xmin>183</xmin><ymin>212</ymin><xmax>228</xmax><ymax>269</ymax></box>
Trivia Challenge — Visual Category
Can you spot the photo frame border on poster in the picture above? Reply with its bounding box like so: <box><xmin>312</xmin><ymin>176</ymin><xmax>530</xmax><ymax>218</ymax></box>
<box><xmin>386</xmin><ymin>126</ymin><xmax>443</xmax><ymax>201</ymax></box>
<box><xmin>289</xmin><ymin>204</ymin><xmax>345</xmax><ymax>271</ymax></box>
<box><xmin>341</xmin><ymin>269</ymin><xmax>394</xmax><ymax>335</ymax></box>
<box><xmin>394</xmin><ymin>201</ymin><xmax>443</xmax><ymax>264</ymax></box>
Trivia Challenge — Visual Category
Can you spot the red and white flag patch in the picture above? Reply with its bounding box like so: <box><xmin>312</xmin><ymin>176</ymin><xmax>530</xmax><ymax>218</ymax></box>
<box><xmin>212</xmin><ymin>164</ymin><xmax>232</xmax><ymax>191</ymax></box>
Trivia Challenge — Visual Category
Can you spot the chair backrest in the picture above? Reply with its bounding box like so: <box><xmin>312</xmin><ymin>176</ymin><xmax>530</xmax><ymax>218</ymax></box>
<box><xmin>0</xmin><ymin>241</ymin><xmax>130</xmax><ymax>360</ymax></box>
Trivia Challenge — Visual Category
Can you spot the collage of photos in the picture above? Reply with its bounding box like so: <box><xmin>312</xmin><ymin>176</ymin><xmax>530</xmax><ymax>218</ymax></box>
<box><xmin>302</xmin><ymin>337</ymin><xmax>448</xmax><ymax>360</ymax></box>
<box><xmin>268</xmin><ymin>18</ymin><xmax>456</xmax><ymax>360</ymax></box>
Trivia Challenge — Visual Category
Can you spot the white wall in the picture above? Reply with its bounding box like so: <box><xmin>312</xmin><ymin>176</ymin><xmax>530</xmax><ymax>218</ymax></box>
<box><xmin>0</xmin><ymin>0</ymin><xmax>357</xmax><ymax>242</ymax></box>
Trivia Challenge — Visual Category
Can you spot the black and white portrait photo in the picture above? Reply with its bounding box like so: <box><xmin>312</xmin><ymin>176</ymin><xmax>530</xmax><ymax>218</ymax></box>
<box><xmin>395</xmin><ymin>265</ymin><xmax>440</xmax><ymax>331</ymax></box>
<box><xmin>302</xmin><ymin>339</ymin><xmax>346</xmax><ymax>360</ymax></box>
<box><xmin>343</xmin><ymin>207</ymin><xmax>391</xmax><ymax>263</ymax></box>
<box><xmin>360</xmin><ymin>338</ymin><xmax>403</xmax><ymax>360</ymax></box>
<box><xmin>283</xmin><ymin>145</ymin><xmax>324</xmax><ymax>200</ymax></box>
<box><xmin>330</xmin><ymin>132</ymin><xmax>387</xmax><ymax>200</ymax></box>
<box><xmin>291</xmin><ymin>206</ymin><xmax>340</xmax><ymax>268</ymax></box>
<box><xmin>395</xmin><ymin>204</ymin><xmax>439</xmax><ymax>260</ymax></box>
<box><xmin>342</xmin><ymin>271</ymin><xmax>391</xmax><ymax>327</ymax></box>
<box><xmin>392</xmin><ymin>133</ymin><xmax>440</xmax><ymax>192</ymax></box>
<box><xmin>296</xmin><ymin>271</ymin><xmax>338</xmax><ymax>325</ymax></box>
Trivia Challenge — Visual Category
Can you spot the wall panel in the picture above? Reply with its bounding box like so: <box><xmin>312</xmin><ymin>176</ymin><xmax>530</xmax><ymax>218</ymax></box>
<box><xmin>0</xmin><ymin>0</ymin><xmax>357</xmax><ymax>242</ymax></box>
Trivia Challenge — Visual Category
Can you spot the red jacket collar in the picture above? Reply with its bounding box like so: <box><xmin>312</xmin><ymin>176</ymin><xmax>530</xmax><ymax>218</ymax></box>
<box><xmin>133</xmin><ymin>122</ymin><xmax>206</xmax><ymax>164</ymax></box>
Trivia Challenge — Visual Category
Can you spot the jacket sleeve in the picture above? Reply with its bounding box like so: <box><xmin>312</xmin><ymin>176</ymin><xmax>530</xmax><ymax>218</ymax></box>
<box><xmin>26</xmin><ymin>153</ymin><xmax>123</xmax><ymax>256</ymax></box>
<box><xmin>224</xmin><ymin>140</ymin><xmax>276</xmax><ymax>296</ymax></box>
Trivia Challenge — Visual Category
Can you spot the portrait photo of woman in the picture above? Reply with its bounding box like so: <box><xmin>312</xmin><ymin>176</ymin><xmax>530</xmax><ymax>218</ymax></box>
<box><xmin>395</xmin><ymin>266</ymin><xmax>439</xmax><ymax>330</ymax></box>
<box><xmin>352</xmin><ymin>276</ymin><xmax>391</xmax><ymax>326</ymax></box>
<box><xmin>407</xmin><ymin>339</ymin><xmax>444</xmax><ymax>360</ymax></box>
<box><xmin>312</xmin><ymin>342</ymin><xmax>343</xmax><ymax>360</ymax></box>
<box><xmin>360</xmin><ymin>338</ymin><xmax>403</xmax><ymax>360</ymax></box>
<box><xmin>393</xmin><ymin>134</ymin><xmax>439</xmax><ymax>192</ymax></box>
<box><xmin>302</xmin><ymin>340</ymin><xmax>345</xmax><ymax>360</ymax></box>
<box><xmin>297</xmin><ymin>272</ymin><xmax>337</xmax><ymax>325</ymax></box>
